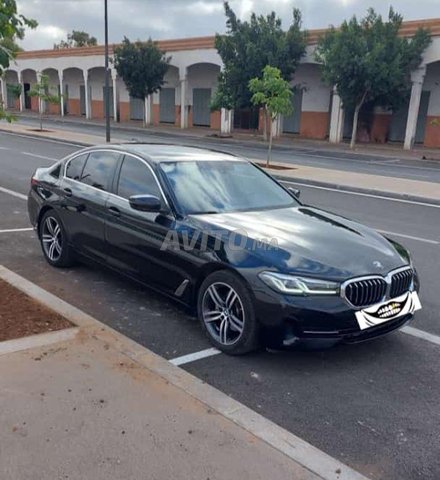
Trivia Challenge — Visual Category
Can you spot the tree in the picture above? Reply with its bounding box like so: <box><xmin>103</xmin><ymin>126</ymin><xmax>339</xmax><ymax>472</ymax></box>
<box><xmin>1</xmin><ymin>0</ymin><xmax>37</xmax><ymax>121</ymax></box>
<box><xmin>315</xmin><ymin>7</ymin><xmax>431</xmax><ymax>149</ymax></box>
<box><xmin>28</xmin><ymin>74</ymin><xmax>61</xmax><ymax>131</ymax></box>
<box><xmin>114</xmin><ymin>37</ymin><xmax>170</xmax><ymax>126</ymax></box>
<box><xmin>213</xmin><ymin>1</ymin><xmax>306</xmax><ymax>132</ymax></box>
<box><xmin>249</xmin><ymin>66</ymin><xmax>293</xmax><ymax>166</ymax></box>
<box><xmin>54</xmin><ymin>30</ymin><xmax>98</xmax><ymax>49</ymax></box>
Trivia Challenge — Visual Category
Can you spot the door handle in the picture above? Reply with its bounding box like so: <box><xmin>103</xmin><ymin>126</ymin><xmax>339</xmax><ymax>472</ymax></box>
<box><xmin>63</xmin><ymin>187</ymin><xmax>73</xmax><ymax>197</ymax></box>
<box><xmin>108</xmin><ymin>206</ymin><xmax>121</xmax><ymax>217</ymax></box>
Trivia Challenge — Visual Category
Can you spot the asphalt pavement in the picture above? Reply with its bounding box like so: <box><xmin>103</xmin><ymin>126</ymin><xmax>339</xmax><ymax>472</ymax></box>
<box><xmin>16</xmin><ymin>115</ymin><xmax>440</xmax><ymax>183</ymax></box>
<box><xmin>0</xmin><ymin>131</ymin><xmax>439</xmax><ymax>480</ymax></box>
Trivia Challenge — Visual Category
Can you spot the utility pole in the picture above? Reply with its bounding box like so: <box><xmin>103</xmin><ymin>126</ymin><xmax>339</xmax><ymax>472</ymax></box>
<box><xmin>104</xmin><ymin>0</ymin><xmax>111</xmax><ymax>142</ymax></box>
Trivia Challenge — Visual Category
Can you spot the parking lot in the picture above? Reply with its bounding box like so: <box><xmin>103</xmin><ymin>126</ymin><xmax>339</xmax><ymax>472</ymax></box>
<box><xmin>1</xmin><ymin>130</ymin><xmax>439</xmax><ymax>480</ymax></box>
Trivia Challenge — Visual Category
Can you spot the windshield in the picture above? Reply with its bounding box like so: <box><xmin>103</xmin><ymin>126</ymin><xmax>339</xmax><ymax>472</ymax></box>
<box><xmin>160</xmin><ymin>160</ymin><xmax>298</xmax><ymax>215</ymax></box>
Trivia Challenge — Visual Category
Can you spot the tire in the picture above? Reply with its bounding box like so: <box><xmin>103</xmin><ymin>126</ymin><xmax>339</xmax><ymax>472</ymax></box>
<box><xmin>39</xmin><ymin>210</ymin><xmax>75</xmax><ymax>268</ymax></box>
<box><xmin>197</xmin><ymin>270</ymin><xmax>260</xmax><ymax>355</ymax></box>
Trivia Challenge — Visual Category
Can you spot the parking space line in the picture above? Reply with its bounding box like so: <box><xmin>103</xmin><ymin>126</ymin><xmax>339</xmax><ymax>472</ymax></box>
<box><xmin>0</xmin><ymin>228</ymin><xmax>33</xmax><ymax>234</ymax></box>
<box><xmin>376</xmin><ymin>229</ymin><xmax>439</xmax><ymax>245</ymax></box>
<box><xmin>402</xmin><ymin>326</ymin><xmax>440</xmax><ymax>346</ymax></box>
<box><xmin>20</xmin><ymin>152</ymin><xmax>58</xmax><ymax>162</ymax></box>
<box><xmin>170</xmin><ymin>347</ymin><xmax>221</xmax><ymax>366</ymax></box>
<box><xmin>0</xmin><ymin>186</ymin><xmax>27</xmax><ymax>200</ymax></box>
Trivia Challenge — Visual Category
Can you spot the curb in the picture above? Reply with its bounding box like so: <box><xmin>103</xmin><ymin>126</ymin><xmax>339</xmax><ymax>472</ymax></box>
<box><xmin>0</xmin><ymin>327</ymin><xmax>79</xmax><ymax>356</ymax></box>
<box><xmin>0</xmin><ymin>264</ymin><xmax>371</xmax><ymax>480</ymax></box>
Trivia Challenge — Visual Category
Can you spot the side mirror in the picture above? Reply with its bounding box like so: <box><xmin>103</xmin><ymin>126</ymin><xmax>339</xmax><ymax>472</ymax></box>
<box><xmin>288</xmin><ymin>187</ymin><xmax>300</xmax><ymax>199</ymax></box>
<box><xmin>129</xmin><ymin>194</ymin><xmax>162</xmax><ymax>212</ymax></box>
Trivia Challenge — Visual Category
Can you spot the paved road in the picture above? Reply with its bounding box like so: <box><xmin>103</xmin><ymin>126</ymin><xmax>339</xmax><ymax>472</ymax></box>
<box><xmin>1</xmin><ymin>131</ymin><xmax>440</xmax><ymax>480</ymax></box>
<box><xmin>17</xmin><ymin>115</ymin><xmax>440</xmax><ymax>183</ymax></box>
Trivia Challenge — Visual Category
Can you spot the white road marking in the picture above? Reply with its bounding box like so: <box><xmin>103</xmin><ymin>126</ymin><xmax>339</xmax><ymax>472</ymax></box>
<box><xmin>401</xmin><ymin>326</ymin><xmax>440</xmax><ymax>347</ymax></box>
<box><xmin>0</xmin><ymin>186</ymin><xmax>27</xmax><ymax>200</ymax></box>
<box><xmin>377</xmin><ymin>229</ymin><xmax>439</xmax><ymax>245</ymax></box>
<box><xmin>0</xmin><ymin>228</ymin><xmax>33</xmax><ymax>234</ymax></box>
<box><xmin>170</xmin><ymin>347</ymin><xmax>221</xmax><ymax>366</ymax></box>
<box><xmin>0</xmin><ymin>145</ymin><xmax>8</xmax><ymax>150</ymax></box>
<box><xmin>20</xmin><ymin>151</ymin><xmax>58</xmax><ymax>162</ymax></box>
<box><xmin>0</xmin><ymin>130</ymin><xmax>84</xmax><ymax>148</ymax></box>
<box><xmin>280</xmin><ymin>179</ymin><xmax>440</xmax><ymax>208</ymax></box>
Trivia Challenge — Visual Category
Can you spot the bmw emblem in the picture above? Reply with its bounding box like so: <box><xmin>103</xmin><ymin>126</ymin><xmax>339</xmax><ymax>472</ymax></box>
<box><xmin>373</xmin><ymin>261</ymin><xmax>384</xmax><ymax>269</ymax></box>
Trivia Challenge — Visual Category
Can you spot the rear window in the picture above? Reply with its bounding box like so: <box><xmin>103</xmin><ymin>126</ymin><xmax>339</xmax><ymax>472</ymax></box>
<box><xmin>80</xmin><ymin>151</ymin><xmax>120</xmax><ymax>191</ymax></box>
<box><xmin>65</xmin><ymin>154</ymin><xmax>88</xmax><ymax>181</ymax></box>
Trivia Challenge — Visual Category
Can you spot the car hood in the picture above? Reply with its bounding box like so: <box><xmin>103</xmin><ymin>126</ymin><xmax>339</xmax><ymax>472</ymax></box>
<box><xmin>189</xmin><ymin>206</ymin><xmax>410</xmax><ymax>280</ymax></box>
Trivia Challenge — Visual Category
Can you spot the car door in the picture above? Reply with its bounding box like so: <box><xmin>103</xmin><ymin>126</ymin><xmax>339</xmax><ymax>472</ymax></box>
<box><xmin>60</xmin><ymin>150</ymin><xmax>121</xmax><ymax>262</ymax></box>
<box><xmin>105</xmin><ymin>154</ymin><xmax>187</xmax><ymax>294</ymax></box>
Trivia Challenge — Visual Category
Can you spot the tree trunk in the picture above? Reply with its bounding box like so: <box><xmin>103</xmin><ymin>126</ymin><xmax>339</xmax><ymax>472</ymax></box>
<box><xmin>267</xmin><ymin>117</ymin><xmax>273</xmax><ymax>167</ymax></box>
<box><xmin>263</xmin><ymin>107</ymin><xmax>268</xmax><ymax>142</ymax></box>
<box><xmin>39</xmin><ymin>111</ymin><xmax>43</xmax><ymax>131</ymax></box>
<box><xmin>350</xmin><ymin>91</ymin><xmax>367</xmax><ymax>149</ymax></box>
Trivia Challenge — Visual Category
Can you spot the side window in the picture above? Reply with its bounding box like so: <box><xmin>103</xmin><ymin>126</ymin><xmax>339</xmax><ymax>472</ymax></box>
<box><xmin>65</xmin><ymin>154</ymin><xmax>88</xmax><ymax>181</ymax></box>
<box><xmin>80</xmin><ymin>151</ymin><xmax>120</xmax><ymax>192</ymax></box>
<box><xmin>117</xmin><ymin>156</ymin><xmax>162</xmax><ymax>200</ymax></box>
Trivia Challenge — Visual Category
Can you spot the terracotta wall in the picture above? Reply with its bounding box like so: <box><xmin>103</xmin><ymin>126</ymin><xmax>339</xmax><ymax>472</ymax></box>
<box><xmin>91</xmin><ymin>100</ymin><xmax>104</xmax><ymax>119</ymax></box>
<box><xmin>210</xmin><ymin>110</ymin><xmax>221</xmax><ymax>130</ymax></box>
<box><xmin>300</xmin><ymin>112</ymin><xmax>329</xmax><ymax>139</ymax></box>
<box><xmin>68</xmin><ymin>99</ymin><xmax>81</xmax><ymax>116</ymax></box>
<box><xmin>370</xmin><ymin>114</ymin><xmax>392</xmax><ymax>143</ymax></box>
<box><xmin>120</xmin><ymin>101</ymin><xmax>130</xmax><ymax>122</ymax></box>
<box><xmin>14</xmin><ymin>98</ymin><xmax>20</xmax><ymax>110</ymax></box>
<box><xmin>152</xmin><ymin>104</ymin><xmax>160</xmax><ymax>126</ymax></box>
<box><xmin>48</xmin><ymin>102</ymin><xmax>60</xmax><ymax>115</ymax></box>
<box><xmin>424</xmin><ymin>116</ymin><xmax>440</xmax><ymax>147</ymax></box>
<box><xmin>30</xmin><ymin>96</ymin><xmax>39</xmax><ymax>112</ymax></box>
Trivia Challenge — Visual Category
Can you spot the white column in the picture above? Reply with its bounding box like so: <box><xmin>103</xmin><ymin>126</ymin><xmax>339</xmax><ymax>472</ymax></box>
<box><xmin>144</xmin><ymin>94</ymin><xmax>153</xmax><ymax>125</ymax></box>
<box><xmin>404</xmin><ymin>66</ymin><xmax>426</xmax><ymax>150</ymax></box>
<box><xmin>271</xmin><ymin>114</ymin><xmax>282</xmax><ymax>138</ymax></box>
<box><xmin>18</xmin><ymin>71</ymin><xmax>24</xmax><ymax>112</ymax></box>
<box><xmin>220</xmin><ymin>108</ymin><xmax>233</xmax><ymax>136</ymax></box>
<box><xmin>329</xmin><ymin>87</ymin><xmax>344</xmax><ymax>144</ymax></box>
<box><xmin>36</xmin><ymin>72</ymin><xmax>44</xmax><ymax>114</ymax></box>
<box><xmin>83</xmin><ymin>70</ymin><xmax>91</xmax><ymax>119</ymax></box>
<box><xmin>180</xmin><ymin>70</ymin><xmax>188</xmax><ymax>129</ymax></box>
<box><xmin>0</xmin><ymin>77</ymin><xmax>7</xmax><ymax>109</ymax></box>
<box><xmin>58</xmin><ymin>70</ymin><xmax>64</xmax><ymax>117</ymax></box>
<box><xmin>111</xmin><ymin>70</ymin><xmax>118</xmax><ymax>122</ymax></box>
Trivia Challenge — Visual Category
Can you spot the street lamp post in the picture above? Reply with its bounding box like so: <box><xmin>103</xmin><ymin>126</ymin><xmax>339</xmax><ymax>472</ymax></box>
<box><xmin>104</xmin><ymin>0</ymin><xmax>111</xmax><ymax>143</ymax></box>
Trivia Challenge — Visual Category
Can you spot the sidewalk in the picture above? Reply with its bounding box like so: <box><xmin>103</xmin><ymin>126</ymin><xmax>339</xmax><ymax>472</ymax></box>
<box><xmin>14</xmin><ymin>111</ymin><xmax>440</xmax><ymax>161</ymax></box>
<box><xmin>1</xmin><ymin>121</ymin><xmax>439</xmax><ymax>203</ymax></box>
<box><xmin>0</xmin><ymin>266</ymin><xmax>368</xmax><ymax>480</ymax></box>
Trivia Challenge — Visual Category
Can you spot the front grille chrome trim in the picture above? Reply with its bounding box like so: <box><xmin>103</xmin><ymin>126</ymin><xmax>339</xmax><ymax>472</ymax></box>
<box><xmin>341</xmin><ymin>266</ymin><xmax>414</xmax><ymax>309</ymax></box>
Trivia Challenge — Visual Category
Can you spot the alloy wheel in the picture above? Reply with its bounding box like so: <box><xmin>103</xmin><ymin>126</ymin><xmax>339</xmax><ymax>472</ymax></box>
<box><xmin>202</xmin><ymin>282</ymin><xmax>245</xmax><ymax>345</ymax></box>
<box><xmin>42</xmin><ymin>216</ymin><xmax>63</xmax><ymax>262</ymax></box>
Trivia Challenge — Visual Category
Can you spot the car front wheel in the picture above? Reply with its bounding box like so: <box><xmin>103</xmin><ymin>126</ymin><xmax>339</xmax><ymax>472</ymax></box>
<box><xmin>197</xmin><ymin>270</ymin><xmax>260</xmax><ymax>355</ymax></box>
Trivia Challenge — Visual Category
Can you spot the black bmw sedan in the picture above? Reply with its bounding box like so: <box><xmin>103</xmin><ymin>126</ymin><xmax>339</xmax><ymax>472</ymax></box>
<box><xmin>28</xmin><ymin>144</ymin><xmax>421</xmax><ymax>355</ymax></box>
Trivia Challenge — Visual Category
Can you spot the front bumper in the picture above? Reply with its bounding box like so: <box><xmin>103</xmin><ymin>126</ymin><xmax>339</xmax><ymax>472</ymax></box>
<box><xmin>252</xmin><ymin>284</ymin><xmax>417</xmax><ymax>348</ymax></box>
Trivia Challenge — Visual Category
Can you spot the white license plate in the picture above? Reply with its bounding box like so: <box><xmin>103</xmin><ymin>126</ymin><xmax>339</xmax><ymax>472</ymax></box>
<box><xmin>355</xmin><ymin>291</ymin><xmax>422</xmax><ymax>330</ymax></box>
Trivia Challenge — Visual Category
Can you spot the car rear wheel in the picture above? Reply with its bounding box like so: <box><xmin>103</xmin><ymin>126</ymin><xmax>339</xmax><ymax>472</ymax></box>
<box><xmin>39</xmin><ymin>210</ymin><xmax>75</xmax><ymax>268</ymax></box>
<box><xmin>197</xmin><ymin>270</ymin><xmax>260</xmax><ymax>355</ymax></box>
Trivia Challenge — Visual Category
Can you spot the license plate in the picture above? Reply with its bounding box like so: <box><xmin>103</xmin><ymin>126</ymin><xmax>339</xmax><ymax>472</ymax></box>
<box><xmin>355</xmin><ymin>291</ymin><xmax>422</xmax><ymax>330</ymax></box>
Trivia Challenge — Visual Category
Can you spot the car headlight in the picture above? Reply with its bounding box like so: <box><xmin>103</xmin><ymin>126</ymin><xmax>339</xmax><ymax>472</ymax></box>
<box><xmin>259</xmin><ymin>272</ymin><xmax>340</xmax><ymax>296</ymax></box>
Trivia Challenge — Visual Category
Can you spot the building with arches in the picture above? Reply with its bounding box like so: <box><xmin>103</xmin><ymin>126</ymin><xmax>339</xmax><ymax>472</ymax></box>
<box><xmin>1</xmin><ymin>19</ymin><xmax>439</xmax><ymax>149</ymax></box>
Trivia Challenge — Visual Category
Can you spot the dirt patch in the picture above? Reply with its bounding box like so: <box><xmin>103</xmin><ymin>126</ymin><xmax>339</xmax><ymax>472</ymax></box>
<box><xmin>27</xmin><ymin>129</ymin><xmax>54</xmax><ymax>133</ymax></box>
<box><xmin>0</xmin><ymin>279</ymin><xmax>72</xmax><ymax>342</ymax></box>
<box><xmin>256</xmin><ymin>162</ymin><xmax>296</xmax><ymax>171</ymax></box>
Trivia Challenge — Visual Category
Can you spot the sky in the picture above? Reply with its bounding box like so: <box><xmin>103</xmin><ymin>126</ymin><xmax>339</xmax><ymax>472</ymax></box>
<box><xmin>16</xmin><ymin>0</ymin><xmax>440</xmax><ymax>50</ymax></box>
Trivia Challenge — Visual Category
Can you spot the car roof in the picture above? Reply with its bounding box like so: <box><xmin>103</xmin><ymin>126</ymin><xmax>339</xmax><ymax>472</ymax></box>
<box><xmin>84</xmin><ymin>143</ymin><xmax>243</xmax><ymax>164</ymax></box>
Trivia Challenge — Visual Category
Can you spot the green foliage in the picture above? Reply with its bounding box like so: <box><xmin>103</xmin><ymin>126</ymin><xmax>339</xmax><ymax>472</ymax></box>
<box><xmin>114</xmin><ymin>37</ymin><xmax>170</xmax><ymax>101</ymax></box>
<box><xmin>54</xmin><ymin>30</ymin><xmax>98</xmax><ymax>49</ymax></box>
<box><xmin>0</xmin><ymin>104</ymin><xmax>14</xmax><ymax>122</ymax></box>
<box><xmin>7</xmin><ymin>82</ymin><xmax>21</xmax><ymax>98</ymax></box>
<box><xmin>212</xmin><ymin>1</ymin><xmax>306</xmax><ymax>111</ymax></box>
<box><xmin>249</xmin><ymin>66</ymin><xmax>292</xmax><ymax>164</ymax></box>
<box><xmin>315</xmin><ymin>7</ymin><xmax>431</xmax><ymax>147</ymax></box>
<box><xmin>28</xmin><ymin>74</ymin><xmax>61</xmax><ymax>130</ymax></box>
<box><xmin>249</xmin><ymin>65</ymin><xmax>293</xmax><ymax>120</ymax></box>
<box><xmin>0</xmin><ymin>0</ymin><xmax>37</xmax><ymax>74</ymax></box>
